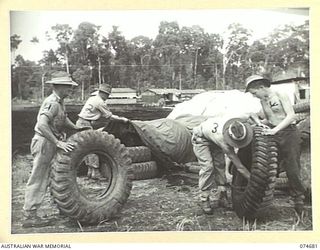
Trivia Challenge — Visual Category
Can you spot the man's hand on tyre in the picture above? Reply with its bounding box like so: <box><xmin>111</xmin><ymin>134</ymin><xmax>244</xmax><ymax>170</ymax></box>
<box><xmin>56</xmin><ymin>141</ymin><xmax>75</xmax><ymax>152</ymax></box>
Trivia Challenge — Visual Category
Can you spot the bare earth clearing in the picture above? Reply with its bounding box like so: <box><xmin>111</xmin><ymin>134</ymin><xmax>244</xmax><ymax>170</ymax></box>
<box><xmin>11</xmin><ymin>152</ymin><xmax>312</xmax><ymax>234</ymax></box>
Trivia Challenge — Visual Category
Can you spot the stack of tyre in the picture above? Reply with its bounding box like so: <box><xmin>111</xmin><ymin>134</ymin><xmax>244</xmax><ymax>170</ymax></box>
<box><xmin>126</xmin><ymin>146</ymin><xmax>158</xmax><ymax>181</ymax></box>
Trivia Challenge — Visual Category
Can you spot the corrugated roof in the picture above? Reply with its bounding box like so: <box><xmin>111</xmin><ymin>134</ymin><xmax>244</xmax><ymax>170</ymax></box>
<box><xmin>180</xmin><ymin>89</ymin><xmax>206</xmax><ymax>94</ymax></box>
<box><xmin>145</xmin><ymin>88</ymin><xmax>181</xmax><ymax>95</ymax></box>
<box><xmin>90</xmin><ymin>87</ymin><xmax>136</xmax><ymax>94</ymax></box>
<box><xmin>111</xmin><ymin>88</ymin><xmax>136</xmax><ymax>93</ymax></box>
<box><xmin>272</xmin><ymin>69</ymin><xmax>308</xmax><ymax>84</ymax></box>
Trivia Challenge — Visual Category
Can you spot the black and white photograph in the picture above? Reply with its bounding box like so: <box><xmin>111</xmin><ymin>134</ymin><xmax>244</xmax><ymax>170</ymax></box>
<box><xmin>10</xmin><ymin>7</ymin><xmax>312</xmax><ymax>235</ymax></box>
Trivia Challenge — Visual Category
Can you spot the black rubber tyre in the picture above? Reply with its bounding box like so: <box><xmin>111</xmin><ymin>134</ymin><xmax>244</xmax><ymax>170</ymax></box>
<box><xmin>231</xmin><ymin>126</ymin><xmax>278</xmax><ymax>219</ymax></box>
<box><xmin>132</xmin><ymin>161</ymin><xmax>158</xmax><ymax>180</ymax></box>
<box><xmin>293</xmin><ymin>101</ymin><xmax>310</xmax><ymax>113</ymax></box>
<box><xmin>127</xmin><ymin>146</ymin><xmax>152</xmax><ymax>163</ymax></box>
<box><xmin>50</xmin><ymin>130</ymin><xmax>133</xmax><ymax>225</ymax></box>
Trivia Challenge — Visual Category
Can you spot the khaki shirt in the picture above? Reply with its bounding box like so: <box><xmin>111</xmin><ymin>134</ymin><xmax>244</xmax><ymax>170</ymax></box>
<box><xmin>193</xmin><ymin>116</ymin><xmax>229</xmax><ymax>148</ymax></box>
<box><xmin>78</xmin><ymin>95</ymin><xmax>112</xmax><ymax>121</ymax></box>
<box><xmin>34</xmin><ymin>91</ymin><xmax>67</xmax><ymax>139</ymax></box>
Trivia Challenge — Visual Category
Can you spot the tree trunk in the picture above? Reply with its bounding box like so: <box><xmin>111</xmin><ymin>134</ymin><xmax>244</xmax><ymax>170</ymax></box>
<box><xmin>215</xmin><ymin>63</ymin><xmax>219</xmax><ymax>89</ymax></box>
<box><xmin>81</xmin><ymin>80</ymin><xmax>84</xmax><ymax>101</ymax></box>
<box><xmin>66</xmin><ymin>53</ymin><xmax>70</xmax><ymax>74</ymax></box>
<box><xmin>17</xmin><ymin>69</ymin><xmax>22</xmax><ymax>99</ymax></box>
<box><xmin>171</xmin><ymin>70</ymin><xmax>175</xmax><ymax>89</ymax></box>
<box><xmin>41</xmin><ymin>73</ymin><xmax>45</xmax><ymax>100</ymax></box>
<box><xmin>98</xmin><ymin>57</ymin><xmax>102</xmax><ymax>84</ymax></box>
<box><xmin>194</xmin><ymin>48</ymin><xmax>199</xmax><ymax>88</ymax></box>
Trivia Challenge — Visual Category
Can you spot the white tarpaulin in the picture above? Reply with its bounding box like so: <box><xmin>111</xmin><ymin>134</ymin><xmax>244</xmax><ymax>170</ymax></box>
<box><xmin>167</xmin><ymin>90</ymin><xmax>262</xmax><ymax>120</ymax></box>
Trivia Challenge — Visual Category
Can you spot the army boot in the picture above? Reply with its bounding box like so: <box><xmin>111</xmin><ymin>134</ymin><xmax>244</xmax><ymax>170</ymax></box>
<box><xmin>200</xmin><ymin>197</ymin><xmax>213</xmax><ymax>215</ymax></box>
<box><xmin>218</xmin><ymin>190</ymin><xmax>229</xmax><ymax>208</ymax></box>
<box><xmin>22</xmin><ymin>210</ymin><xmax>51</xmax><ymax>228</ymax></box>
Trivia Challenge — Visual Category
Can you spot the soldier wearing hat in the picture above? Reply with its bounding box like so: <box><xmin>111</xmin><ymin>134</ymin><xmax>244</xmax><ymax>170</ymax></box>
<box><xmin>23</xmin><ymin>71</ymin><xmax>88</xmax><ymax>228</ymax></box>
<box><xmin>76</xmin><ymin>83</ymin><xmax>129</xmax><ymax>179</ymax></box>
<box><xmin>245</xmin><ymin>74</ymin><xmax>305</xmax><ymax>217</ymax></box>
<box><xmin>192</xmin><ymin>114</ymin><xmax>256</xmax><ymax>214</ymax></box>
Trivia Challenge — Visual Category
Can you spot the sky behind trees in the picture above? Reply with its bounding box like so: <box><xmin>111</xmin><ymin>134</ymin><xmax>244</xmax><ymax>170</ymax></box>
<box><xmin>10</xmin><ymin>9</ymin><xmax>308</xmax><ymax>62</ymax></box>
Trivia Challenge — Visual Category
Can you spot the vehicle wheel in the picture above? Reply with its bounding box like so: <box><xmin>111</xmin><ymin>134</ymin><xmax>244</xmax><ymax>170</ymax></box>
<box><xmin>127</xmin><ymin>146</ymin><xmax>152</xmax><ymax>163</ymax></box>
<box><xmin>293</xmin><ymin>101</ymin><xmax>310</xmax><ymax>113</ymax></box>
<box><xmin>132</xmin><ymin>161</ymin><xmax>158</xmax><ymax>180</ymax></box>
<box><xmin>231</xmin><ymin>126</ymin><xmax>278</xmax><ymax>219</ymax></box>
<box><xmin>50</xmin><ymin>130</ymin><xmax>133</xmax><ymax>225</ymax></box>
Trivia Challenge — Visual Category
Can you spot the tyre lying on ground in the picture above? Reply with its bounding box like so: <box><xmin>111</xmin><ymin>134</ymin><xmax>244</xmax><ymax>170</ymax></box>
<box><xmin>50</xmin><ymin>130</ymin><xmax>133</xmax><ymax>225</ymax></box>
<box><xmin>127</xmin><ymin>146</ymin><xmax>152</xmax><ymax>163</ymax></box>
<box><xmin>131</xmin><ymin>161</ymin><xmax>158</xmax><ymax>180</ymax></box>
<box><xmin>126</xmin><ymin>146</ymin><xmax>159</xmax><ymax>180</ymax></box>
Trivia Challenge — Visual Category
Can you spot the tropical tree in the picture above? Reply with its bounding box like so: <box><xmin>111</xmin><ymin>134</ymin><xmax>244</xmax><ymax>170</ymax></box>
<box><xmin>131</xmin><ymin>35</ymin><xmax>153</xmax><ymax>91</ymax></box>
<box><xmin>106</xmin><ymin>26</ymin><xmax>135</xmax><ymax>87</ymax></box>
<box><xmin>248</xmin><ymin>20</ymin><xmax>309</xmax><ymax>79</ymax></box>
<box><xmin>39</xmin><ymin>49</ymin><xmax>59</xmax><ymax>67</ymax></box>
<box><xmin>72</xmin><ymin>66</ymin><xmax>92</xmax><ymax>101</ymax></box>
<box><xmin>12</xmin><ymin>55</ymin><xmax>36</xmax><ymax>99</ymax></box>
<box><xmin>219</xmin><ymin>23</ymin><xmax>252</xmax><ymax>88</ymax></box>
<box><xmin>10</xmin><ymin>34</ymin><xmax>22</xmax><ymax>64</ymax></box>
<box><xmin>30</xmin><ymin>37</ymin><xmax>39</xmax><ymax>43</ymax></box>
<box><xmin>153</xmin><ymin>21</ymin><xmax>182</xmax><ymax>88</ymax></box>
<box><xmin>47</xmin><ymin>24</ymin><xmax>74</xmax><ymax>73</ymax></box>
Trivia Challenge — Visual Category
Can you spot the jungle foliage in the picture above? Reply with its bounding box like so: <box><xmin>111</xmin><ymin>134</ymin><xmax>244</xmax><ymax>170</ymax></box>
<box><xmin>10</xmin><ymin>20</ymin><xmax>309</xmax><ymax>100</ymax></box>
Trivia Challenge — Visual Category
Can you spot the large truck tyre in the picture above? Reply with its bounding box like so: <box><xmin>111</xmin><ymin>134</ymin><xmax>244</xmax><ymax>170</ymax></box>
<box><xmin>231</xmin><ymin>126</ymin><xmax>278</xmax><ymax>219</ymax></box>
<box><xmin>50</xmin><ymin>130</ymin><xmax>133</xmax><ymax>225</ymax></box>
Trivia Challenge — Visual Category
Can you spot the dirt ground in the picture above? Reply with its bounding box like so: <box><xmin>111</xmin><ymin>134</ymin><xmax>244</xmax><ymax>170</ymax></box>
<box><xmin>11</xmin><ymin>150</ymin><xmax>312</xmax><ymax>234</ymax></box>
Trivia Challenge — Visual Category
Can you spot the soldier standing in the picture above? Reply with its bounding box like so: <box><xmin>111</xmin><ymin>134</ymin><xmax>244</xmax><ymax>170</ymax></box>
<box><xmin>245</xmin><ymin>75</ymin><xmax>305</xmax><ymax>216</ymax></box>
<box><xmin>23</xmin><ymin>71</ymin><xmax>87</xmax><ymax>228</ymax></box>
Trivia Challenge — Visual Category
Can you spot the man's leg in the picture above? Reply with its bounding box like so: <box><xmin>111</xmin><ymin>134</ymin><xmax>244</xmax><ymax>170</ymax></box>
<box><xmin>23</xmin><ymin>136</ymin><xmax>56</xmax><ymax>227</ymax></box>
<box><xmin>278</xmin><ymin>127</ymin><xmax>305</xmax><ymax>214</ymax></box>
<box><xmin>192</xmin><ymin>136</ymin><xmax>214</xmax><ymax>214</ymax></box>
<box><xmin>211</xmin><ymin>144</ymin><xmax>228</xmax><ymax>207</ymax></box>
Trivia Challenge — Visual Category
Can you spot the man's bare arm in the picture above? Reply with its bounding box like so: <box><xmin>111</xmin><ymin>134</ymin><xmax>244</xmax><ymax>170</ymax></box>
<box><xmin>221</xmin><ymin>144</ymin><xmax>250</xmax><ymax>180</ymax></box>
<box><xmin>65</xmin><ymin>116</ymin><xmax>79</xmax><ymax>130</ymax></box>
